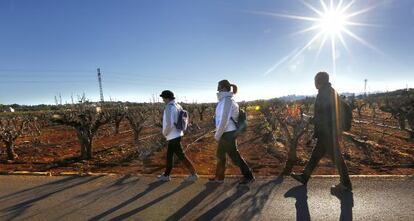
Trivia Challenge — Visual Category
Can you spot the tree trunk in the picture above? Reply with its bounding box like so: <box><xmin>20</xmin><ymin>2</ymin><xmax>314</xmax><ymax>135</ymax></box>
<box><xmin>406</xmin><ymin>115</ymin><xmax>414</xmax><ymax>140</ymax></box>
<box><xmin>199</xmin><ymin>111</ymin><xmax>204</xmax><ymax>121</ymax></box>
<box><xmin>6</xmin><ymin>142</ymin><xmax>17</xmax><ymax>161</ymax></box>
<box><xmin>77</xmin><ymin>131</ymin><xmax>93</xmax><ymax>160</ymax></box>
<box><xmin>114</xmin><ymin>120</ymin><xmax>121</xmax><ymax>134</ymax></box>
<box><xmin>133</xmin><ymin>130</ymin><xmax>140</xmax><ymax>145</ymax></box>
<box><xmin>287</xmin><ymin>140</ymin><xmax>298</xmax><ymax>163</ymax></box>
<box><xmin>409</xmin><ymin>131</ymin><xmax>414</xmax><ymax>140</ymax></box>
<box><xmin>357</xmin><ymin>108</ymin><xmax>363</xmax><ymax>118</ymax></box>
<box><xmin>398</xmin><ymin>117</ymin><xmax>406</xmax><ymax>130</ymax></box>
<box><xmin>86</xmin><ymin>138</ymin><xmax>92</xmax><ymax>159</ymax></box>
<box><xmin>282</xmin><ymin>140</ymin><xmax>298</xmax><ymax>175</ymax></box>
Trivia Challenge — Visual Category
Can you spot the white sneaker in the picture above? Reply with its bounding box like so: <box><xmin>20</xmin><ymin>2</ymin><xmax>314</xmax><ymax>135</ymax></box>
<box><xmin>157</xmin><ymin>174</ymin><xmax>170</xmax><ymax>182</ymax></box>
<box><xmin>184</xmin><ymin>174</ymin><xmax>199</xmax><ymax>182</ymax></box>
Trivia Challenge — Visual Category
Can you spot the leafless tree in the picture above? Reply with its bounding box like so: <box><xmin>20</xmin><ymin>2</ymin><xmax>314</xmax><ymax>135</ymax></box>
<box><xmin>0</xmin><ymin>116</ymin><xmax>30</xmax><ymax>160</ymax></box>
<box><xmin>51</xmin><ymin>104</ymin><xmax>112</xmax><ymax>159</ymax></box>
<box><xmin>125</xmin><ymin>107</ymin><xmax>148</xmax><ymax>145</ymax></box>
<box><xmin>276</xmin><ymin>105</ymin><xmax>311</xmax><ymax>174</ymax></box>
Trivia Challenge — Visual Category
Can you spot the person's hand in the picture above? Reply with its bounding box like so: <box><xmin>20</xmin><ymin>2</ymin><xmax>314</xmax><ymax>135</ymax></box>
<box><xmin>214</xmin><ymin>133</ymin><xmax>221</xmax><ymax>141</ymax></box>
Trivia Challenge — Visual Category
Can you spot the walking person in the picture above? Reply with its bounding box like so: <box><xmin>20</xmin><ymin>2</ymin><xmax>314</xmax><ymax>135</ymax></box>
<box><xmin>291</xmin><ymin>72</ymin><xmax>353</xmax><ymax>192</ymax></box>
<box><xmin>209</xmin><ymin>80</ymin><xmax>255</xmax><ymax>185</ymax></box>
<box><xmin>157</xmin><ymin>90</ymin><xmax>199</xmax><ymax>182</ymax></box>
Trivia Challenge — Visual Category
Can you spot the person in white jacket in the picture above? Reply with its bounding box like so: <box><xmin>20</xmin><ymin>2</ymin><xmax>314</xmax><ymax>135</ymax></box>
<box><xmin>157</xmin><ymin>90</ymin><xmax>198</xmax><ymax>182</ymax></box>
<box><xmin>209</xmin><ymin>80</ymin><xmax>254</xmax><ymax>185</ymax></box>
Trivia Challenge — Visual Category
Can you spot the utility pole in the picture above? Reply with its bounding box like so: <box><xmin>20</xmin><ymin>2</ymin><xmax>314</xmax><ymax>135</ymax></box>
<box><xmin>97</xmin><ymin>68</ymin><xmax>104</xmax><ymax>103</ymax></box>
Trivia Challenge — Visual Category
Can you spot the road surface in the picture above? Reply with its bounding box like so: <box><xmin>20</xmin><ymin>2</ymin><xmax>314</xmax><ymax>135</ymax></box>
<box><xmin>0</xmin><ymin>175</ymin><xmax>413</xmax><ymax>220</ymax></box>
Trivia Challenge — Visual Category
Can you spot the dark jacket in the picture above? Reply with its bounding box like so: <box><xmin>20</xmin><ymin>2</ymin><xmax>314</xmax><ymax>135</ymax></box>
<box><xmin>313</xmin><ymin>83</ymin><xmax>341</xmax><ymax>139</ymax></box>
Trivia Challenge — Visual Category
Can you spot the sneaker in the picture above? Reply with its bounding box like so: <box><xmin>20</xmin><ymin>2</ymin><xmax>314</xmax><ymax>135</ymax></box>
<box><xmin>331</xmin><ymin>183</ymin><xmax>352</xmax><ymax>193</ymax></box>
<box><xmin>157</xmin><ymin>174</ymin><xmax>170</xmax><ymax>182</ymax></box>
<box><xmin>184</xmin><ymin>174</ymin><xmax>199</xmax><ymax>182</ymax></box>
<box><xmin>208</xmin><ymin>177</ymin><xmax>224</xmax><ymax>184</ymax></box>
<box><xmin>239</xmin><ymin>177</ymin><xmax>255</xmax><ymax>185</ymax></box>
<box><xmin>290</xmin><ymin>173</ymin><xmax>308</xmax><ymax>185</ymax></box>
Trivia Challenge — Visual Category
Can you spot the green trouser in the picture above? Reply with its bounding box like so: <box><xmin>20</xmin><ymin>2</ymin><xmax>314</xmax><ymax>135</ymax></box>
<box><xmin>215</xmin><ymin>131</ymin><xmax>254</xmax><ymax>180</ymax></box>
<box><xmin>303</xmin><ymin>135</ymin><xmax>352</xmax><ymax>189</ymax></box>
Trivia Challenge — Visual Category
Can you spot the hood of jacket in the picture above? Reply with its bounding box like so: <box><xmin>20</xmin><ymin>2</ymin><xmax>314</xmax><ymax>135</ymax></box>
<box><xmin>217</xmin><ymin>91</ymin><xmax>234</xmax><ymax>101</ymax></box>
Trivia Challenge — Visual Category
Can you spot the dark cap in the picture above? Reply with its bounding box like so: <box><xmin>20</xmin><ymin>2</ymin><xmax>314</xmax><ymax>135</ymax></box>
<box><xmin>160</xmin><ymin>90</ymin><xmax>175</xmax><ymax>99</ymax></box>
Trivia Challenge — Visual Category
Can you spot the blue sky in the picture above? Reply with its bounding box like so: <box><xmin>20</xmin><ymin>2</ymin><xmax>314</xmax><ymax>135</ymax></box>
<box><xmin>0</xmin><ymin>0</ymin><xmax>413</xmax><ymax>105</ymax></box>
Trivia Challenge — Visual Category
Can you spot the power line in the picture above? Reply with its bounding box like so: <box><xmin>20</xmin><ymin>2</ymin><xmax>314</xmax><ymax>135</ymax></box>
<box><xmin>0</xmin><ymin>68</ymin><xmax>95</xmax><ymax>73</ymax></box>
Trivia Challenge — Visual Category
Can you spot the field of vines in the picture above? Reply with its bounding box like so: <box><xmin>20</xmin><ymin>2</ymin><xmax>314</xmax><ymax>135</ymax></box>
<box><xmin>0</xmin><ymin>89</ymin><xmax>413</xmax><ymax>176</ymax></box>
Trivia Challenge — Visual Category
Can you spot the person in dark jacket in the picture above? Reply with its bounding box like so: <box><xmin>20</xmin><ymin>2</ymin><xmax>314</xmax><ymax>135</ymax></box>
<box><xmin>291</xmin><ymin>72</ymin><xmax>352</xmax><ymax>192</ymax></box>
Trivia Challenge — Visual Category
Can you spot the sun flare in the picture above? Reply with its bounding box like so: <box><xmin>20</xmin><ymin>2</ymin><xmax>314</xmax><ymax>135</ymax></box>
<box><xmin>319</xmin><ymin>10</ymin><xmax>347</xmax><ymax>35</ymax></box>
<box><xmin>260</xmin><ymin>0</ymin><xmax>381</xmax><ymax>76</ymax></box>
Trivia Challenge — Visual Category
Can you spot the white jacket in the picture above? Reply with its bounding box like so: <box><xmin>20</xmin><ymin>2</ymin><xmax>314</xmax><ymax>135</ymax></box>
<box><xmin>214</xmin><ymin>92</ymin><xmax>239</xmax><ymax>141</ymax></box>
<box><xmin>162</xmin><ymin>100</ymin><xmax>184</xmax><ymax>141</ymax></box>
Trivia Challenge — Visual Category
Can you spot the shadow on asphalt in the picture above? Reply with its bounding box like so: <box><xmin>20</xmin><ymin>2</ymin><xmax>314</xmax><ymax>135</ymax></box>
<box><xmin>233</xmin><ymin>176</ymin><xmax>285</xmax><ymax>220</ymax></box>
<box><xmin>51</xmin><ymin>175</ymin><xmax>141</xmax><ymax>220</ymax></box>
<box><xmin>284</xmin><ymin>185</ymin><xmax>311</xmax><ymax>221</ymax></box>
<box><xmin>284</xmin><ymin>184</ymin><xmax>355</xmax><ymax>221</ymax></box>
<box><xmin>165</xmin><ymin>182</ymin><xmax>222</xmax><ymax>221</ymax></box>
<box><xmin>0</xmin><ymin>176</ymin><xmax>102</xmax><ymax>221</ymax></box>
<box><xmin>331</xmin><ymin>190</ymin><xmax>354</xmax><ymax>221</ymax></box>
<box><xmin>105</xmin><ymin>181</ymin><xmax>194</xmax><ymax>221</ymax></box>
<box><xmin>193</xmin><ymin>187</ymin><xmax>249</xmax><ymax>221</ymax></box>
<box><xmin>0</xmin><ymin>176</ymin><xmax>79</xmax><ymax>201</ymax></box>
<box><xmin>193</xmin><ymin>176</ymin><xmax>285</xmax><ymax>221</ymax></box>
<box><xmin>88</xmin><ymin>180</ymin><xmax>167</xmax><ymax>221</ymax></box>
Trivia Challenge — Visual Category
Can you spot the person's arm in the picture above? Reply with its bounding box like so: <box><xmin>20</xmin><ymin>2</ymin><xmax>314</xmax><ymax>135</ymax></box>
<box><xmin>214</xmin><ymin>98</ymin><xmax>232</xmax><ymax>141</ymax></box>
<box><xmin>162</xmin><ymin>105</ymin><xmax>174</xmax><ymax>137</ymax></box>
<box><xmin>318</xmin><ymin>89</ymin><xmax>334</xmax><ymax>136</ymax></box>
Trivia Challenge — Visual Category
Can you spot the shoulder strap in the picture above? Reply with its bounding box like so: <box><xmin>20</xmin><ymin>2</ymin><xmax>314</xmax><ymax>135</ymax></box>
<box><xmin>230</xmin><ymin>106</ymin><xmax>239</xmax><ymax>126</ymax></box>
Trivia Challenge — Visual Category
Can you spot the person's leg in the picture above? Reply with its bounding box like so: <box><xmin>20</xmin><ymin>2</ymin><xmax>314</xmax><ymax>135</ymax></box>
<box><xmin>332</xmin><ymin>140</ymin><xmax>352</xmax><ymax>189</ymax></box>
<box><xmin>163</xmin><ymin>139</ymin><xmax>175</xmax><ymax>176</ymax></box>
<box><xmin>225</xmin><ymin>132</ymin><xmax>254</xmax><ymax>180</ymax></box>
<box><xmin>214</xmin><ymin>136</ymin><xmax>228</xmax><ymax>180</ymax></box>
<box><xmin>173</xmin><ymin>137</ymin><xmax>196</xmax><ymax>174</ymax></box>
<box><xmin>302</xmin><ymin>138</ymin><xmax>327</xmax><ymax>180</ymax></box>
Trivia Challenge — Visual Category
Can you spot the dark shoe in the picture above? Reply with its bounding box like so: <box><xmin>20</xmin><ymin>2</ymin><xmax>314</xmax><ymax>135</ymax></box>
<box><xmin>208</xmin><ymin>177</ymin><xmax>224</xmax><ymax>184</ymax></box>
<box><xmin>290</xmin><ymin>173</ymin><xmax>308</xmax><ymax>185</ymax></box>
<box><xmin>239</xmin><ymin>177</ymin><xmax>255</xmax><ymax>185</ymax></box>
<box><xmin>331</xmin><ymin>183</ymin><xmax>352</xmax><ymax>193</ymax></box>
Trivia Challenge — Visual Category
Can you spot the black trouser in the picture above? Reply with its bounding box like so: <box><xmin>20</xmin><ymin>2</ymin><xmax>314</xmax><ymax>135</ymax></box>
<box><xmin>164</xmin><ymin>137</ymin><xmax>196</xmax><ymax>176</ymax></box>
<box><xmin>303</xmin><ymin>135</ymin><xmax>352</xmax><ymax>188</ymax></box>
<box><xmin>215</xmin><ymin>131</ymin><xmax>254</xmax><ymax>180</ymax></box>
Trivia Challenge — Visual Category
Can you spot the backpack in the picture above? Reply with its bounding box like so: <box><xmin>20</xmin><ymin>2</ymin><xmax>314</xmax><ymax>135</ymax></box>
<box><xmin>231</xmin><ymin>108</ymin><xmax>248</xmax><ymax>134</ymax></box>
<box><xmin>340</xmin><ymin>98</ymin><xmax>353</xmax><ymax>132</ymax></box>
<box><xmin>174</xmin><ymin>105</ymin><xmax>189</xmax><ymax>131</ymax></box>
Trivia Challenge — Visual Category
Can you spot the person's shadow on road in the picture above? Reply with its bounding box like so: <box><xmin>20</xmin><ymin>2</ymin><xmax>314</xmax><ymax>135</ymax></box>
<box><xmin>89</xmin><ymin>180</ymin><xmax>166</xmax><ymax>221</ymax></box>
<box><xmin>284</xmin><ymin>185</ymin><xmax>311</xmax><ymax>221</ymax></box>
<box><xmin>106</xmin><ymin>181</ymin><xmax>193</xmax><ymax>221</ymax></box>
<box><xmin>193</xmin><ymin>184</ymin><xmax>250</xmax><ymax>221</ymax></box>
<box><xmin>165</xmin><ymin>182</ymin><xmax>222</xmax><ymax>221</ymax></box>
<box><xmin>331</xmin><ymin>189</ymin><xmax>354</xmax><ymax>221</ymax></box>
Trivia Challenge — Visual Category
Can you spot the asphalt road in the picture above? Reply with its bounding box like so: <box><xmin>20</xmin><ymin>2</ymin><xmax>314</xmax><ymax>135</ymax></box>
<box><xmin>0</xmin><ymin>175</ymin><xmax>413</xmax><ymax>221</ymax></box>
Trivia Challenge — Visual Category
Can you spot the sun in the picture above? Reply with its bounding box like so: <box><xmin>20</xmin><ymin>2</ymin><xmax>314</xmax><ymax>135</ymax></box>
<box><xmin>259</xmin><ymin>0</ymin><xmax>381</xmax><ymax>76</ymax></box>
<box><xmin>319</xmin><ymin>9</ymin><xmax>347</xmax><ymax>35</ymax></box>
